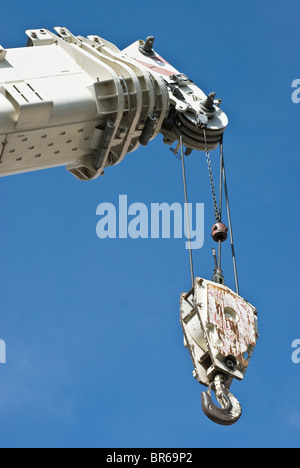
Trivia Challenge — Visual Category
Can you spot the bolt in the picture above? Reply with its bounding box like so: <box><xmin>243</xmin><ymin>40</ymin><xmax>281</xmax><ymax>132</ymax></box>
<box><xmin>143</xmin><ymin>36</ymin><xmax>154</xmax><ymax>53</ymax></box>
<box><xmin>139</xmin><ymin>36</ymin><xmax>155</xmax><ymax>55</ymax></box>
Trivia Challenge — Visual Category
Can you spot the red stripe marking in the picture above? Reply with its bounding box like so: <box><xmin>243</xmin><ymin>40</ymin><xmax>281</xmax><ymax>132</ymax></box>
<box><xmin>135</xmin><ymin>58</ymin><xmax>175</xmax><ymax>76</ymax></box>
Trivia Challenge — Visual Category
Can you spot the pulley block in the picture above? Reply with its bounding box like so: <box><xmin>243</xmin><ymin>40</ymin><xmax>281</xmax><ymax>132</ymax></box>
<box><xmin>180</xmin><ymin>277</ymin><xmax>259</xmax><ymax>425</ymax></box>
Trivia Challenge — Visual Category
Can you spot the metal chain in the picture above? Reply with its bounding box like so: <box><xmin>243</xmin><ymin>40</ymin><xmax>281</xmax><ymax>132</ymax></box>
<box><xmin>203</xmin><ymin>128</ymin><xmax>220</xmax><ymax>222</ymax></box>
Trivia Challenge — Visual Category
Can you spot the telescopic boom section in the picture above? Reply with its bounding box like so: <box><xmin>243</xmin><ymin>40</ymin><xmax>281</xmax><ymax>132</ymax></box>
<box><xmin>0</xmin><ymin>27</ymin><xmax>228</xmax><ymax>181</ymax></box>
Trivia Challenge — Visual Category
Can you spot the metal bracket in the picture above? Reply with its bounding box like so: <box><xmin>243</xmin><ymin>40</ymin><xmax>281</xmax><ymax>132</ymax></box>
<box><xmin>0</xmin><ymin>46</ymin><xmax>7</xmax><ymax>62</ymax></box>
<box><xmin>25</xmin><ymin>29</ymin><xmax>55</xmax><ymax>46</ymax></box>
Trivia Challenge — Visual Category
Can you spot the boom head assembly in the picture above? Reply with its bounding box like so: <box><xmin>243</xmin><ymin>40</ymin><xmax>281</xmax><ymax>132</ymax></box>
<box><xmin>0</xmin><ymin>27</ymin><xmax>227</xmax><ymax>180</ymax></box>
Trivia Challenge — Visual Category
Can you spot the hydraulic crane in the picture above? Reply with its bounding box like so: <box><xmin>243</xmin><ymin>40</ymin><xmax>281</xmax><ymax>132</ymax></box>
<box><xmin>0</xmin><ymin>27</ymin><xmax>258</xmax><ymax>425</ymax></box>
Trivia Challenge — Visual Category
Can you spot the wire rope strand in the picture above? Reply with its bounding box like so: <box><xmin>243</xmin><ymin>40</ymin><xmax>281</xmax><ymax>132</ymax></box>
<box><xmin>222</xmin><ymin>143</ymin><xmax>240</xmax><ymax>295</ymax></box>
<box><xmin>179</xmin><ymin>134</ymin><xmax>194</xmax><ymax>288</ymax></box>
<box><xmin>218</xmin><ymin>136</ymin><xmax>224</xmax><ymax>270</ymax></box>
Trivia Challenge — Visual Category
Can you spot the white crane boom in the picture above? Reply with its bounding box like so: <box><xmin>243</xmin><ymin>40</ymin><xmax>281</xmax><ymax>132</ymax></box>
<box><xmin>0</xmin><ymin>27</ymin><xmax>227</xmax><ymax>180</ymax></box>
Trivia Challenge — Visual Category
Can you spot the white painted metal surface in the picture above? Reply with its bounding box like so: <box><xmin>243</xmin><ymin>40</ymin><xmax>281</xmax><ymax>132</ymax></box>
<box><xmin>0</xmin><ymin>27</ymin><xmax>228</xmax><ymax>181</ymax></box>
<box><xmin>180</xmin><ymin>278</ymin><xmax>259</xmax><ymax>388</ymax></box>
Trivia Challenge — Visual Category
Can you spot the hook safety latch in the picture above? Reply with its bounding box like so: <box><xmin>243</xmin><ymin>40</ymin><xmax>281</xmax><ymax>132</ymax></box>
<box><xmin>201</xmin><ymin>374</ymin><xmax>242</xmax><ymax>426</ymax></box>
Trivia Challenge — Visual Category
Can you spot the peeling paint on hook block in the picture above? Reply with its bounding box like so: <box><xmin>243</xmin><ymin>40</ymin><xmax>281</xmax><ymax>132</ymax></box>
<box><xmin>180</xmin><ymin>278</ymin><xmax>258</xmax><ymax>389</ymax></box>
<box><xmin>205</xmin><ymin>282</ymin><xmax>257</xmax><ymax>375</ymax></box>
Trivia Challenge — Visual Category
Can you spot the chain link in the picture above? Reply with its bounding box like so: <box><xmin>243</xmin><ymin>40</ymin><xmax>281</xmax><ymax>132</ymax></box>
<box><xmin>203</xmin><ymin>128</ymin><xmax>220</xmax><ymax>222</ymax></box>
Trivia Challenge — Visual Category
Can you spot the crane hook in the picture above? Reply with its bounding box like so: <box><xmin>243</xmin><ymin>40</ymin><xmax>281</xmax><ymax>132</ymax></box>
<box><xmin>201</xmin><ymin>373</ymin><xmax>242</xmax><ymax>426</ymax></box>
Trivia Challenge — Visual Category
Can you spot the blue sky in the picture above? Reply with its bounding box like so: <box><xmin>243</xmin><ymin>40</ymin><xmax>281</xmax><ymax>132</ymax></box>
<box><xmin>0</xmin><ymin>0</ymin><xmax>299</xmax><ymax>448</ymax></box>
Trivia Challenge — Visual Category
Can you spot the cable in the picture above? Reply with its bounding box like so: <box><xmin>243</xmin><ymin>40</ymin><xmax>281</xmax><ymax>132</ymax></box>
<box><xmin>221</xmin><ymin>141</ymin><xmax>240</xmax><ymax>295</ymax></box>
<box><xmin>218</xmin><ymin>136</ymin><xmax>224</xmax><ymax>270</ymax></box>
<box><xmin>171</xmin><ymin>131</ymin><xmax>238</xmax><ymax>295</ymax></box>
<box><xmin>179</xmin><ymin>134</ymin><xmax>194</xmax><ymax>288</ymax></box>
